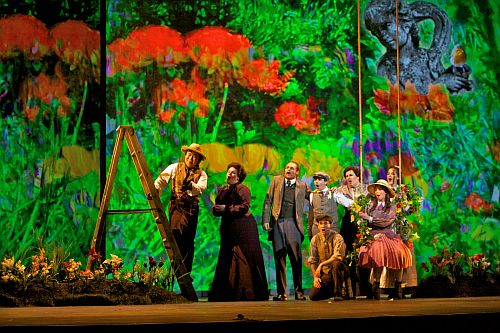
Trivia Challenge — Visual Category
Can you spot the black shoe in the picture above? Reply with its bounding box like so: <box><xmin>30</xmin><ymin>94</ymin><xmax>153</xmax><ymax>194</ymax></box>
<box><xmin>295</xmin><ymin>292</ymin><xmax>306</xmax><ymax>300</ymax></box>
<box><xmin>272</xmin><ymin>294</ymin><xmax>287</xmax><ymax>301</ymax></box>
<box><xmin>395</xmin><ymin>281</ymin><xmax>403</xmax><ymax>299</ymax></box>
<box><xmin>372</xmin><ymin>282</ymin><xmax>380</xmax><ymax>300</ymax></box>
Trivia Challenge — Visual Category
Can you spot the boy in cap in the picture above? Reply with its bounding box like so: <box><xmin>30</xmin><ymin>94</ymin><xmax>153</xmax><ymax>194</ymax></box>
<box><xmin>307</xmin><ymin>171</ymin><xmax>353</xmax><ymax>241</ymax></box>
<box><xmin>154</xmin><ymin>143</ymin><xmax>208</xmax><ymax>277</ymax></box>
<box><xmin>308</xmin><ymin>214</ymin><xmax>351</xmax><ymax>301</ymax></box>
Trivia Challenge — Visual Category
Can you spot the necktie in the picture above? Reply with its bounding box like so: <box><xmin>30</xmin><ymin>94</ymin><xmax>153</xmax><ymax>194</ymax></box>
<box><xmin>286</xmin><ymin>180</ymin><xmax>291</xmax><ymax>187</ymax></box>
<box><xmin>377</xmin><ymin>203</ymin><xmax>383</xmax><ymax>210</ymax></box>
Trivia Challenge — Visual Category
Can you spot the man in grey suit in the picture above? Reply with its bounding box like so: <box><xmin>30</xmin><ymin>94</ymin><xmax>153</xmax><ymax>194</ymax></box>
<box><xmin>262</xmin><ymin>161</ymin><xmax>310</xmax><ymax>301</ymax></box>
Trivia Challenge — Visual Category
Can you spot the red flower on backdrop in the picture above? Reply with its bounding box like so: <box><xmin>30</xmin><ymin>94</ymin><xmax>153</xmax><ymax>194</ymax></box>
<box><xmin>107</xmin><ymin>25</ymin><xmax>187</xmax><ymax>76</ymax></box>
<box><xmin>373</xmin><ymin>81</ymin><xmax>453</xmax><ymax>122</ymax></box>
<box><xmin>274</xmin><ymin>101</ymin><xmax>320</xmax><ymax>134</ymax></box>
<box><xmin>154</xmin><ymin>74</ymin><xmax>209</xmax><ymax>123</ymax></box>
<box><xmin>387</xmin><ymin>153</ymin><xmax>419</xmax><ymax>177</ymax></box>
<box><xmin>0</xmin><ymin>14</ymin><xmax>51</xmax><ymax>59</ymax></box>
<box><xmin>185</xmin><ymin>26</ymin><xmax>252</xmax><ymax>86</ymax></box>
<box><xmin>238</xmin><ymin>58</ymin><xmax>295</xmax><ymax>96</ymax></box>
<box><xmin>464</xmin><ymin>192</ymin><xmax>493</xmax><ymax>214</ymax></box>
<box><xmin>19</xmin><ymin>64</ymin><xmax>71</xmax><ymax>121</ymax></box>
<box><xmin>50</xmin><ymin>20</ymin><xmax>100</xmax><ymax>82</ymax></box>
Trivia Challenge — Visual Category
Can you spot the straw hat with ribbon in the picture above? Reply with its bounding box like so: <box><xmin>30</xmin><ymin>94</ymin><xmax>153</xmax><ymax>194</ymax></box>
<box><xmin>367</xmin><ymin>179</ymin><xmax>395</xmax><ymax>198</ymax></box>
<box><xmin>181</xmin><ymin>143</ymin><xmax>206</xmax><ymax>160</ymax></box>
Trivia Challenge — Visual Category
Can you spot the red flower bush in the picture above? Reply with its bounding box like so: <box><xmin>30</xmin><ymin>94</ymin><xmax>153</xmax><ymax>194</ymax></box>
<box><xmin>0</xmin><ymin>14</ymin><xmax>51</xmax><ymax>59</ymax></box>
<box><xmin>239</xmin><ymin>59</ymin><xmax>295</xmax><ymax>96</ymax></box>
<box><xmin>274</xmin><ymin>101</ymin><xmax>320</xmax><ymax>134</ymax></box>
<box><xmin>107</xmin><ymin>25</ymin><xmax>187</xmax><ymax>76</ymax></box>
<box><xmin>50</xmin><ymin>20</ymin><xmax>100</xmax><ymax>81</ymax></box>
<box><xmin>464</xmin><ymin>192</ymin><xmax>493</xmax><ymax>214</ymax></box>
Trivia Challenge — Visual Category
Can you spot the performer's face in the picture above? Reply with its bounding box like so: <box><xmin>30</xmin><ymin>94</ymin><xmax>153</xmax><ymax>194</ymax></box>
<box><xmin>387</xmin><ymin>168</ymin><xmax>399</xmax><ymax>187</ymax></box>
<box><xmin>284</xmin><ymin>162</ymin><xmax>299</xmax><ymax>180</ymax></box>
<box><xmin>318</xmin><ymin>220</ymin><xmax>331</xmax><ymax>235</ymax></box>
<box><xmin>374</xmin><ymin>186</ymin><xmax>387</xmax><ymax>202</ymax></box>
<box><xmin>184</xmin><ymin>151</ymin><xmax>199</xmax><ymax>168</ymax></box>
<box><xmin>313</xmin><ymin>177</ymin><xmax>327</xmax><ymax>190</ymax></box>
<box><xmin>226</xmin><ymin>167</ymin><xmax>239</xmax><ymax>185</ymax></box>
<box><xmin>345</xmin><ymin>170</ymin><xmax>359</xmax><ymax>187</ymax></box>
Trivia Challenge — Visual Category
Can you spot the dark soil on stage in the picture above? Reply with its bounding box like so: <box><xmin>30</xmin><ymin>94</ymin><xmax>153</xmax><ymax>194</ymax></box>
<box><xmin>0</xmin><ymin>280</ymin><xmax>190</xmax><ymax>307</ymax></box>
<box><xmin>1</xmin><ymin>273</ymin><xmax>499</xmax><ymax>307</ymax></box>
<box><xmin>415</xmin><ymin>274</ymin><xmax>500</xmax><ymax>298</ymax></box>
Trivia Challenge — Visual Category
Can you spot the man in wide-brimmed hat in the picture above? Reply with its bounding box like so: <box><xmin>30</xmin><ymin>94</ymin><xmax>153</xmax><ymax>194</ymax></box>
<box><xmin>154</xmin><ymin>143</ymin><xmax>208</xmax><ymax>277</ymax></box>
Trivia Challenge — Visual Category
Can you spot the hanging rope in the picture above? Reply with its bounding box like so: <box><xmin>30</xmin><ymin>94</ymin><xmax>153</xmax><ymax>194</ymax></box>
<box><xmin>357</xmin><ymin>0</ymin><xmax>363</xmax><ymax>187</ymax></box>
<box><xmin>395</xmin><ymin>0</ymin><xmax>403</xmax><ymax>184</ymax></box>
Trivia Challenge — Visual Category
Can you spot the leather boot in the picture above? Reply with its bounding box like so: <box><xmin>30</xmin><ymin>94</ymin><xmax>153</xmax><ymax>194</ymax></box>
<box><xmin>372</xmin><ymin>282</ymin><xmax>380</xmax><ymax>300</ymax></box>
<box><xmin>395</xmin><ymin>281</ymin><xmax>403</xmax><ymax>299</ymax></box>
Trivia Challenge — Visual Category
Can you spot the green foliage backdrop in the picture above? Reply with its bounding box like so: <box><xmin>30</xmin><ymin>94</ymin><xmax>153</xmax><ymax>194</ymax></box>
<box><xmin>1</xmin><ymin>0</ymin><xmax>498</xmax><ymax>294</ymax></box>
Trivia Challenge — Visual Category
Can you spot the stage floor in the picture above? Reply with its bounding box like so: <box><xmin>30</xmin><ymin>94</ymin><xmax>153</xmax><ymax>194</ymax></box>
<box><xmin>1</xmin><ymin>296</ymin><xmax>499</xmax><ymax>332</ymax></box>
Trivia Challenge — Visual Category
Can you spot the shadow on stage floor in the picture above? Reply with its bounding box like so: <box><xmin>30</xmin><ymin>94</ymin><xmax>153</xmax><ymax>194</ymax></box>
<box><xmin>1</xmin><ymin>296</ymin><xmax>499</xmax><ymax>332</ymax></box>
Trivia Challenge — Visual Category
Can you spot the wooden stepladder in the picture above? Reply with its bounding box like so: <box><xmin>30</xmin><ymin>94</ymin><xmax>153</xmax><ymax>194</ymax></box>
<box><xmin>87</xmin><ymin>125</ymin><xmax>198</xmax><ymax>302</ymax></box>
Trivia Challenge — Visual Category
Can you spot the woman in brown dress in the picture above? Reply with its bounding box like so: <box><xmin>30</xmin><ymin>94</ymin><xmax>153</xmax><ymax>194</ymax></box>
<box><xmin>208</xmin><ymin>162</ymin><xmax>269</xmax><ymax>301</ymax></box>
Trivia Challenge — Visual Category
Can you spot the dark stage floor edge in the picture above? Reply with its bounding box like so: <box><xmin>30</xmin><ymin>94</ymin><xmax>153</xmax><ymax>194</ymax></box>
<box><xmin>1</xmin><ymin>296</ymin><xmax>499</xmax><ymax>332</ymax></box>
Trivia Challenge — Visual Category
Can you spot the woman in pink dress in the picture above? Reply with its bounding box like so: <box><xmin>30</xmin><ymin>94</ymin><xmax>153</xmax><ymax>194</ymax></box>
<box><xmin>358</xmin><ymin>179</ymin><xmax>412</xmax><ymax>300</ymax></box>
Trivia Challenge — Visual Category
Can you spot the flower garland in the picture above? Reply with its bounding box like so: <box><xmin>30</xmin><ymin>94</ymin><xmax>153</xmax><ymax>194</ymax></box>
<box><xmin>393</xmin><ymin>184</ymin><xmax>423</xmax><ymax>243</ymax></box>
<box><xmin>350</xmin><ymin>194</ymin><xmax>374</xmax><ymax>249</ymax></box>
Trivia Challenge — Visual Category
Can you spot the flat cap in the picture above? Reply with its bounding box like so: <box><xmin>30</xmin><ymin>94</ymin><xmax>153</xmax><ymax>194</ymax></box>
<box><xmin>312</xmin><ymin>171</ymin><xmax>330</xmax><ymax>181</ymax></box>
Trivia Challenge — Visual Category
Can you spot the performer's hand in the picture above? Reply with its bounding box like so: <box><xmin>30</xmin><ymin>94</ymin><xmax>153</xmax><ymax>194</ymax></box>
<box><xmin>155</xmin><ymin>186</ymin><xmax>162</xmax><ymax>196</ymax></box>
<box><xmin>214</xmin><ymin>204</ymin><xmax>226</xmax><ymax>212</ymax></box>
<box><xmin>263</xmin><ymin>222</ymin><xmax>270</xmax><ymax>231</ymax></box>
<box><xmin>313</xmin><ymin>276</ymin><xmax>322</xmax><ymax>289</ymax></box>
<box><xmin>359</xmin><ymin>211</ymin><xmax>370</xmax><ymax>220</ymax></box>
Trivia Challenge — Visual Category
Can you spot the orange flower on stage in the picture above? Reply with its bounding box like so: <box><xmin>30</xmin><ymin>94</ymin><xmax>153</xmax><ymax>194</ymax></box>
<box><xmin>0</xmin><ymin>14</ymin><xmax>51</xmax><ymax>59</ymax></box>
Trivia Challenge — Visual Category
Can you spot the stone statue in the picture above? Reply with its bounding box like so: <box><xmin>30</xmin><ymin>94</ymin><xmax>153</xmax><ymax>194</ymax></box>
<box><xmin>364</xmin><ymin>0</ymin><xmax>473</xmax><ymax>95</ymax></box>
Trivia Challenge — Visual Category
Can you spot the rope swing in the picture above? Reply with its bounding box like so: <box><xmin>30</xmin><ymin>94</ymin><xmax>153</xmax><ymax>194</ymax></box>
<box><xmin>395</xmin><ymin>0</ymin><xmax>403</xmax><ymax>184</ymax></box>
<box><xmin>357</xmin><ymin>0</ymin><xmax>404</xmax><ymax>184</ymax></box>
<box><xmin>357</xmin><ymin>0</ymin><xmax>363</xmax><ymax>187</ymax></box>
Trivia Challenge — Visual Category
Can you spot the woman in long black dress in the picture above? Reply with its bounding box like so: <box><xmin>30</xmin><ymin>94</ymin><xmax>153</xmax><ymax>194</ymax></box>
<box><xmin>208</xmin><ymin>162</ymin><xmax>269</xmax><ymax>301</ymax></box>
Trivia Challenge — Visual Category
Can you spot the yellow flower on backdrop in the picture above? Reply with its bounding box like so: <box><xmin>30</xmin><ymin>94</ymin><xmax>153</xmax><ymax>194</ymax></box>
<box><xmin>43</xmin><ymin>145</ymin><xmax>99</xmax><ymax>183</ymax></box>
<box><xmin>292</xmin><ymin>147</ymin><xmax>343</xmax><ymax>181</ymax></box>
<box><xmin>200</xmin><ymin>142</ymin><xmax>282</xmax><ymax>174</ymax></box>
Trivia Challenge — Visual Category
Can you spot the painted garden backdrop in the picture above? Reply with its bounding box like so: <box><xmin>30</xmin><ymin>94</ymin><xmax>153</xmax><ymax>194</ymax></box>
<box><xmin>1</xmin><ymin>0</ymin><xmax>498</xmax><ymax>293</ymax></box>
